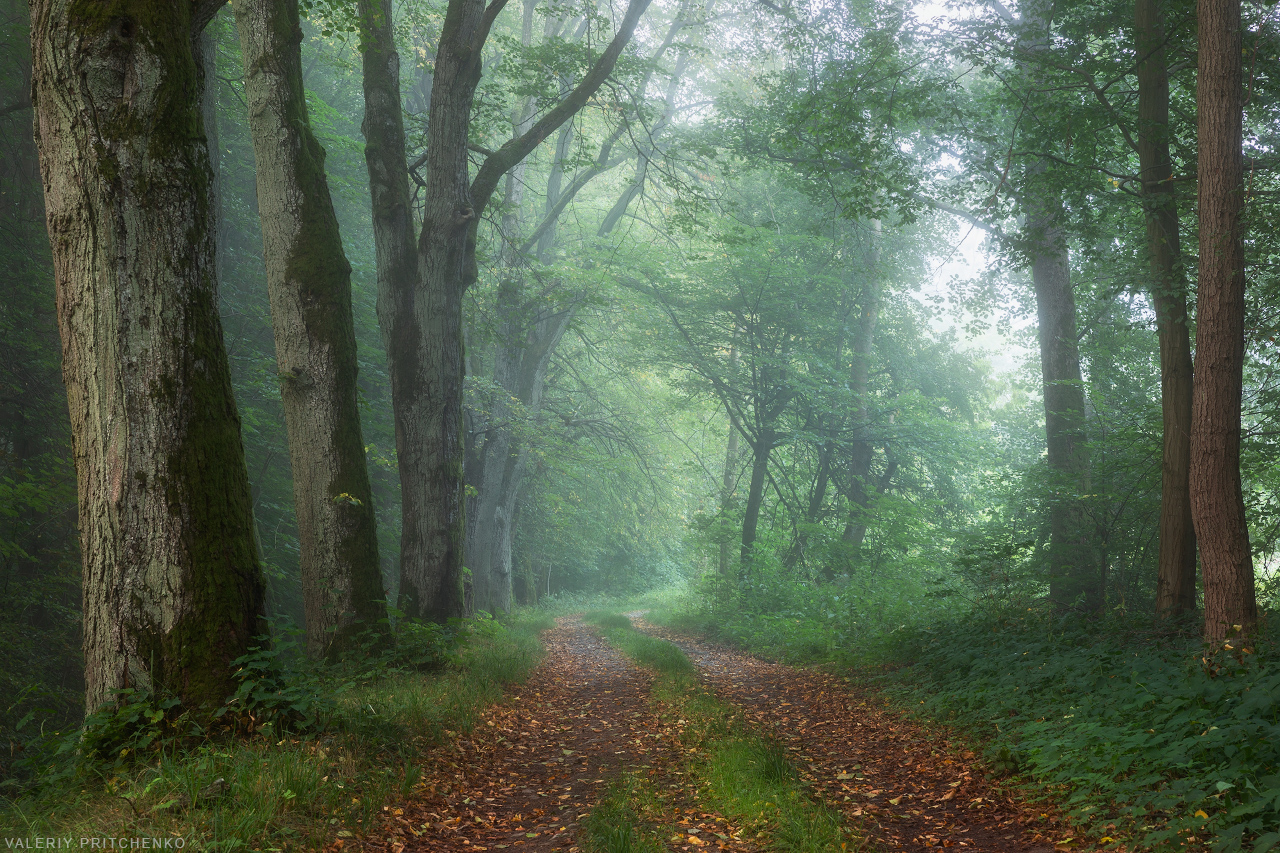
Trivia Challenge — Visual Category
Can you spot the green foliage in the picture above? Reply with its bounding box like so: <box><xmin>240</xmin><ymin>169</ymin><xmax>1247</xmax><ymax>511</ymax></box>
<box><xmin>217</xmin><ymin>637</ymin><xmax>339</xmax><ymax>737</ymax></box>
<box><xmin>78</xmin><ymin>690</ymin><xmax>191</xmax><ymax>772</ymax></box>
<box><xmin>887</xmin><ymin>610</ymin><xmax>1280</xmax><ymax>851</ymax></box>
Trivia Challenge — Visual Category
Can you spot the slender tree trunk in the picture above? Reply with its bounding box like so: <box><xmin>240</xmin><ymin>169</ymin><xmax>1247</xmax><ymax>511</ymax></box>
<box><xmin>1135</xmin><ymin>0</ymin><xmax>1197</xmax><ymax>617</ymax></box>
<box><xmin>30</xmin><ymin>0</ymin><xmax>266</xmax><ymax>713</ymax></box>
<box><xmin>232</xmin><ymin>0</ymin><xmax>387</xmax><ymax>658</ymax></box>
<box><xmin>719</xmin><ymin>396</ymin><xmax>740</xmax><ymax>576</ymax></box>
<box><xmin>1016</xmin><ymin>1</ymin><xmax>1098</xmax><ymax>612</ymax></box>
<box><xmin>740</xmin><ymin>431</ymin><xmax>772</xmax><ymax>570</ymax></box>
<box><xmin>843</xmin><ymin>453</ymin><xmax>898</xmax><ymax>554</ymax></box>
<box><xmin>1028</xmin><ymin>207</ymin><xmax>1097</xmax><ymax>610</ymax></box>
<box><xmin>1193</xmin><ymin>0</ymin><xmax>1256</xmax><ymax>643</ymax></box>
<box><xmin>842</xmin><ymin>221</ymin><xmax>883</xmax><ymax>550</ymax></box>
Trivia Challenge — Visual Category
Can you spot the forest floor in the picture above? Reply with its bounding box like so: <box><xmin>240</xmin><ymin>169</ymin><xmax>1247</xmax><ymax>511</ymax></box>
<box><xmin>352</xmin><ymin>616</ymin><xmax>1087</xmax><ymax>853</ymax></box>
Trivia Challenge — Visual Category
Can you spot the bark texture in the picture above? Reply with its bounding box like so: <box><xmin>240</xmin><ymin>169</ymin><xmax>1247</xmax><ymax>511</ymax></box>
<box><xmin>1134</xmin><ymin>0</ymin><xmax>1197</xmax><ymax>617</ymax></box>
<box><xmin>355</xmin><ymin>0</ymin><xmax>423</xmax><ymax>615</ymax></box>
<box><xmin>232</xmin><ymin>0</ymin><xmax>387</xmax><ymax>658</ymax></box>
<box><xmin>1192</xmin><ymin>0</ymin><xmax>1256</xmax><ymax>642</ymax></box>
<box><xmin>30</xmin><ymin>0</ymin><xmax>266</xmax><ymax>713</ymax></box>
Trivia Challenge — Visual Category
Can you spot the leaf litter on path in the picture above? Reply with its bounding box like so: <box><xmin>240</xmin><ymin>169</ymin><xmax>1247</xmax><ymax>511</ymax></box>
<box><xmin>352</xmin><ymin>618</ymin><xmax>761</xmax><ymax>853</ymax></box>
<box><xmin>348</xmin><ymin>615</ymin><xmax>1114</xmax><ymax>853</ymax></box>
<box><xmin>635</xmin><ymin>619</ymin><xmax>1115</xmax><ymax>853</ymax></box>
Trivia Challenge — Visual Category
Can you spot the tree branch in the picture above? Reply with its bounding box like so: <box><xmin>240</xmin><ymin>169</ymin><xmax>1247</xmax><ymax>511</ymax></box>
<box><xmin>469</xmin><ymin>0</ymin><xmax>656</xmax><ymax>220</ymax></box>
<box><xmin>192</xmin><ymin>0</ymin><xmax>227</xmax><ymax>35</ymax></box>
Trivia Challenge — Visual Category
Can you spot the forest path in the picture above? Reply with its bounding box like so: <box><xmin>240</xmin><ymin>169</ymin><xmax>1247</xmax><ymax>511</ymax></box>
<box><xmin>359</xmin><ymin>616</ymin><xmax>761</xmax><ymax>853</ymax></box>
<box><xmin>632</xmin><ymin>618</ymin><xmax>1071</xmax><ymax>853</ymax></box>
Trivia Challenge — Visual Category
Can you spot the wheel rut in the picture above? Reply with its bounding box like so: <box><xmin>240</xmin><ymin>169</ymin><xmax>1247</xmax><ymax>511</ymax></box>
<box><xmin>358</xmin><ymin>617</ymin><xmax>759</xmax><ymax>853</ymax></box>
<box><xmin>356</xmin><ymin>616</ymin><xmax>1083</xmax><ymax>853</ymax></box>
<box><xmin>635</xmin><ymin>619</ymin><xmax>1077</xmax><ymax>853</ymax></box>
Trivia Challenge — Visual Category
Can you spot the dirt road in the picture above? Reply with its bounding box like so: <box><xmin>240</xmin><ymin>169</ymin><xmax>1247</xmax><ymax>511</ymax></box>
<box><xmin>357</xmin><ymin>617</ymin><xmax>1077</xmax><ymax>853</ymax></box>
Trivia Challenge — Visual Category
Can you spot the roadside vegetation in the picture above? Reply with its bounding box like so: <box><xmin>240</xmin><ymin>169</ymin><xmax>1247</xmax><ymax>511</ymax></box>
<box><xmin>0</xmin><ymin>613</ymin><xmax>551</xmax><ymax>850</ymax></box>
<box><xmin>648</xmin><ymin>587</ymin><xmax>1280</xmax><ymax>852</ymax></box>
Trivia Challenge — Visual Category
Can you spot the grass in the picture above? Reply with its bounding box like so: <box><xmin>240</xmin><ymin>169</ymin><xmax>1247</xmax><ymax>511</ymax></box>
<box><xmin>580</xmin><ymin>774</ymin><xmax>668</xmax><ymax>853</ymax></box>
<box><xmin>0</xmin><ymin>612</ymin><xmax>552</xmax><ymax>849</ymax></box>
<box><xmin>583</xmin><ymin>611</ymin><xmax>859</xmax><ymax>853</ymax></box>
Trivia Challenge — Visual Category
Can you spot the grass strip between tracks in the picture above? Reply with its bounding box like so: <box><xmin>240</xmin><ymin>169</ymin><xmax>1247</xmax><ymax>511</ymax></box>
<box><xmin>583</xmin><ymin>612</ymin><xmax>862</xmax><ymax>853</ymax></box>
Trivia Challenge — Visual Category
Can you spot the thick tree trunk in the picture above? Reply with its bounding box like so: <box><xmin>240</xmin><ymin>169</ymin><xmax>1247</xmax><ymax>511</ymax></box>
<box><xmin>361</xmin><ymin>0</ymin><xmax>651</xmax><ymax>620</ymax></box>
<box><xmin>232</xmin><ymin>0</ymin><xmax>387</xmax><ymax>658</ymax></box>
<box><xmin>30</xmin><ymin>0</ymin><xmax>266</xmax><ymax>713</ymax></box>
<box><xmin>1135</xmin><ymin>0</ymin><xmax>1197</xmax><ymax>617</ymax></box>
<box><xmin>358</xmin><ymin>0</ymin><xmax>466</xmax><ymax>621</ymax></box>
<box><xmin>1193</xmin><ymin>0</ymin><xmax>1256</xmax><ymax>643</ymax></box>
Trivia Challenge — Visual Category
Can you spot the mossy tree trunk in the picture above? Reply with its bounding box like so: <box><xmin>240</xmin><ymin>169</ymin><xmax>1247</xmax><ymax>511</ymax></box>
<box><xmin>1134</xmin><ymin>0</ymin><xmax>1197</xmax><ymax>618</ymax></box>
<box><xmin>1193</xmin><ymin>0</ymin><xmax>1256</xmax><ymax>643</ymax></box>
<box><xmin>29</xmin><ymin>0</ymin><xmax>266</xmax><ymax>714</ymax></box>
<box><xmin>358</xmin><ymin>0</ymin><xmax>653</xmax><ymax>621</ymax></box>
<box><xmin>231</xmin><ymin>0</ymin><xmax>388</xmax><ymax>658</ymax></box>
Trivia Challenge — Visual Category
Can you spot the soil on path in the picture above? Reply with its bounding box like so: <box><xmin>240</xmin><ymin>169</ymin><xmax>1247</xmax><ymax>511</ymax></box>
<box><xmin>636</xmin><ymin>620</ymin><xmax>1078</xmax><ymax>853</ymax></box>
<box><xmin>356</xmin><ymin>618</ymin><xmax>758</xmax><ymax>853</ymax></box>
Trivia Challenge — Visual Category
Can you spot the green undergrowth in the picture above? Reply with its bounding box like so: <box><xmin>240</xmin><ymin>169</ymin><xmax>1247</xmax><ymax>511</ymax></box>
<box><xmin>0</xmin><ymin>612</ymin><xmax>552</xmax><ymax>850</ymax></box>
<box><xmin>643</xmin><ymin>570</ymin><xmax>939</xmax><ymax>667</ymax></box>
<box><xmin>885</xmin><ymin>608</ymin><xmax>1280</xmax><ymax>853</ymax></box>
<box><xmin>585</xmin><ymin>612</ymin><xmax>859</xmax><ymax>853</ymax></box>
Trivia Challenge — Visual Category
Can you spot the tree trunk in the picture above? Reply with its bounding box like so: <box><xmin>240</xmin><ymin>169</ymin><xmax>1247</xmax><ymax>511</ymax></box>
<box><xmin>30</xmin><ymin>0</ymin><xmax>266</xmax><ymax>713</ymax></box>
<box><xmin>1016</xmin><ymin>1</ymin><xmax>1098</xmax><ymax>612</ymax></box>
<box><xmin>357</xmin><ymin>0</ymin><xmax>465</xmax><ymax>622</ymax></box>
<box><xmin>1135</xmin><ymin>0</ymin><xmax>1197</xmax><ymax>618</ymax></box>
<box><xmin>718</xmin><ymin>397</ymin><xmax>740</xmax><ymax>576</ymax></box>
<box><xmin>740</xmin><ymin>430</ymin><xmax>772</xmax><ymax>569</ymax></box>
<box><xmin>232</xmin><ymin>0</ymin><xmax>387</xmax><ymax>658</ymax></box>
<box><xmin>362</xmin><ymin>0</ymin><xmax>651</xmax><ymax>622</ymax></box>
<box><xmin>1028</xmin><ymin>207</ymin><xmax>1097</xmax><ymax>610</ymax></box>
<box><xmin>355</xmin><ymin>0</ymin><xmax>422</xmax><ymax>616</ymax></box>
<box><xmin>1193</xmin><ymin>0</ymin><xmax>1256</xmax><ymax>643</ymax></box>
<box><xmin>843</xmin><ymin>453</ymin><xmax>898</xmax><ymax>554</ymax></box>
<box><xmin>842</xmin><ymin>221</ymin><xmax>882</xmax><ymax>551</ymax></box>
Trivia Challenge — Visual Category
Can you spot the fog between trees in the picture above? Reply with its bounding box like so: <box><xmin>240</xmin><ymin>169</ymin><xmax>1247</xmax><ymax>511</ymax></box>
<box><xmin>5</xmin><ymin>0</ymin><xmax>1280</xmax><ymax>739</ymax></box>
